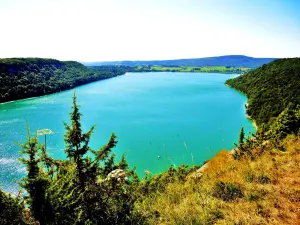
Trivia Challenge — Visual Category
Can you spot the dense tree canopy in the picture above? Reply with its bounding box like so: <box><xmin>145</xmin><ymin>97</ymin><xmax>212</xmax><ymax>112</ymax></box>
<box><xmin>0</xmin><ymin>58</ymin><xmax>132</xmax><ymax>103</ymax></box>
<box><xmin>226</xmin><ymin>58</ymin><xmax>300</xmax><ymax>127</ymax></box>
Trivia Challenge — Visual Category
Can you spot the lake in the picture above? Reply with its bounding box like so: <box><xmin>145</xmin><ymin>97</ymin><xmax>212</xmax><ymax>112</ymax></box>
<box><xmin>0</xmin><ymin>72</ymin><xmax>255</xmax><ymax>193</ymax></box>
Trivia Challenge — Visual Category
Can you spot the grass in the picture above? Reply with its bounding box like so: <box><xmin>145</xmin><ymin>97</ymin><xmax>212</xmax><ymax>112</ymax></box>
<box><xmin>137</xmin><ymin>134</ymin><xmax>300</xmax><ymax>224</ymax></box>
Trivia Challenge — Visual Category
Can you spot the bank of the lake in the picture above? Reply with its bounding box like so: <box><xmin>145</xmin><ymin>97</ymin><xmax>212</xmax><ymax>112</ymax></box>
<box><xmin>0</xmin><ymin>72</ymin><xmax>255</xmax><ymax>193</ymax></box>
<box><xmin>226</xmin><ymin>83</ymin><xmax>258</xmax><ymax>131</ymax></box>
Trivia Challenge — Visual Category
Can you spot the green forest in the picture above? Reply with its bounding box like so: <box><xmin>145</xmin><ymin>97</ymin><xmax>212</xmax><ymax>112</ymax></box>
<box><xmin>0</xmin><ymin>58</ymin><xmax>132</xmax><ymax>103</ymax></box>
<box><xmin>226</xmin><ymin>58</ymin><xmax>300</xmax><ymax>128</ymax></box>
<box><xmin>0</xmin><ymin>58</ymin><xmax>300</xmax><ymax>224</ymax></box>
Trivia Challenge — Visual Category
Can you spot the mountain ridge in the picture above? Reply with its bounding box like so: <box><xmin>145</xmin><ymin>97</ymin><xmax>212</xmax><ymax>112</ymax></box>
<box><xmin>82</xmin><ymin>55</ymin><xmax>277</xmax><ymax>67</ymax></box>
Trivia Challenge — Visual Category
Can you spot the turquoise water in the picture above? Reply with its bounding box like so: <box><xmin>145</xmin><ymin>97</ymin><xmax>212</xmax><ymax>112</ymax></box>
<box><xmin>0</xmin><ymin>72</ymin><xmax>255</xmax><ymax>193</ymax></box>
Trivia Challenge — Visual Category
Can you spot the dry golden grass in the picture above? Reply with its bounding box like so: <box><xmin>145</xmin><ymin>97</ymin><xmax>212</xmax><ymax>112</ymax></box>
<box><xmin>139</xmin><ymin>135</ymin><xmax>300</xmax><ymax>224</ymax></box>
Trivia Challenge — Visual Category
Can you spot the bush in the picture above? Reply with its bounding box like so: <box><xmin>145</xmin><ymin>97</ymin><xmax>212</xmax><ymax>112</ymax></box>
<box><xmin>245</xmin><ymin>173</ymin><xmax>255</xmax><ymax>183</ymax></box>
<box><xmin>0</xmin><ymin>190</ymin><xmax>27</xmax><ymax>225</ymax></box>
<box><xmin>246</xmin><ymin>193</ymin><xmax>260</xmax><ymax>201</ymax></box>
<box><xmin>213</xmin><ymin>181</ymin><xmax>243</xmax><ymax>201</ymax></box>
<box><xmin>257</xmin><ymin>175</ymin><xmax>271</xmax><ymax>184</ymax></box>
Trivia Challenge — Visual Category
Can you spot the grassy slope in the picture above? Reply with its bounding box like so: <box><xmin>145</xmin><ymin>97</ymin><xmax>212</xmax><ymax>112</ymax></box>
<box><xmin>137</xmin><ymin>58</ymin><xmax>300</xmax><ymax>224</ymax></box>
<box><xmin>138</xmin><ymin>135</ymin><xmax>300</xmax><ymax>225</ymax></box>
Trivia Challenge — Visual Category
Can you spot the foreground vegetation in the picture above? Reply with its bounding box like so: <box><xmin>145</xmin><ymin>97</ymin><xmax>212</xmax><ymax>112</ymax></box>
<box><xmin>140</xmin><ymin>135</ymin><xmax>300</xmax><ymax>224</ymax></box>
<box><xmin>134</xmin><ymin>65</ymin><xmax>251</xmax><ymax>74</ymax></box>
<box><xmin>1</xmin><ymin>92</ymin><xmax>299</xmax><ymax>224</ymax></box>
<box><xmin>0</xmin><ymin>58</ymin><xmax>132</xmax><ymax>103</ymax></box>
<box><xmin>0</xmin><ymin>58</ymin><xmax>299</xmax><ymax>224</ymax></box>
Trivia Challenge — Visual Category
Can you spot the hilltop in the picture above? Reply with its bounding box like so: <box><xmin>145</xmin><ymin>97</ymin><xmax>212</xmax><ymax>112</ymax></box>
<box><xmin>83</xmin><ymin>55</ymin><xmax>277</xmax><ymax>68</ymax></box>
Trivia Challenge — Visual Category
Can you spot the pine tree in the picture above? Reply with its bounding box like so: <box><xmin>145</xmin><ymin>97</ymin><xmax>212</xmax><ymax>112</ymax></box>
<box><xmin>91</xmin><ymin>132</ymin><xmax>118</xmax><ymax>177</ymax></box>
<box><xmin>63</xmin><ymin>91</ymin><xmax>94</xmax><ymax>219</ymax></box>
<box><xmin>233</xmin><ymin>126</ymin><xmax>246</xmax><ymax>160</ymax></box>
<box><xmin>238</xmin><ymin>126</ymin><xmax>245</xmax><ymax>145</ymax></box>
<box><xmin>15</xmin><ymin>92</ymin><xmax>141</xmax><ymax>224</ymax></box>
<box><xmin>270</xmin><ymin>104</ymin><xmax>300</xmax><ymax>140</ymax></box>
<box><xmin>19</xmin><ymin>127</ymin><xmax>52</xmax><ymax>225</ymax></box>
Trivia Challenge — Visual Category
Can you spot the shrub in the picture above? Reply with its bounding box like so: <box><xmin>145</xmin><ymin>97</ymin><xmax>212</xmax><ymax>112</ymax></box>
<box><xmin>245</xmin><ymin>173</ymin><xmax>255</xmax><ymax>183</ymax></box>
<box><xmin>257</xmin><ymin>175</ymin><xmax>271</xmax><ymax>184</ymax></box>
<box><xmin>213</xmin><ymin>181</ymin><xmax>243</xmax><ymax>201</ymax></box>
<box><xmin>0</xmin><ymin>190</ymin><xmax>27</xmax><ymax>224</ymax></box>
<box><xmin>246</xmin><ymin>193</ymin><xmax>260</xmax><ymax>201</ymax></box>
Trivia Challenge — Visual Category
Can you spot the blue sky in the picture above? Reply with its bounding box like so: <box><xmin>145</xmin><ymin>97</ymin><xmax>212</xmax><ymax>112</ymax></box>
<box><xmin>0</xmin><ymin>0</ymin><xmax>299</xmax><ymax>61</ymax></box>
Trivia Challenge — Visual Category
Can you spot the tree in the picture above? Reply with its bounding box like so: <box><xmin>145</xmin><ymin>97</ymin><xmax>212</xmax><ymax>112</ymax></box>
<box><xmin>61</xmin><ymin>92</ymin><xmax>140</xmax><ymax>224</ymax></box>
<box><xmin>233</xmin><ymin>127</ymin><xmax>244</xmax><ymax>159</ymax></box>
<box><xmin>234</xmin><ymin>126</ymin><xmax>256</xmax><ymax>160</ymax></box>
<box><xmin>270</xmin><ymin>104</ymin><xmax>300</xmax><ymax>140</ymax></box>
<box><xmin>238</xmin><ymin>126</ymin><xmax>245</xmax><ymax>145</ymax></box>
<box><xmin>19</xmin><ymin>127</ymin><xmax>53</xmax><ymax>225</ymax></box>
<box><xmin>63</xmin><ymin>91</ymin><xmax>94</xmax><ymax>219</ymax></box>
<box><xmin>14</xmin><ymin>92</ymin><xmax>142</xmax><ymax>224</ymax></box>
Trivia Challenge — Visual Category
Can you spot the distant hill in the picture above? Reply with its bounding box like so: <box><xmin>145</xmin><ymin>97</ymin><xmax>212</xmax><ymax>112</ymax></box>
<box><xmin>226</xmin><ymin>58</ymin><xmax>300</xmax><ymax>126</ymax></box>
<box><xmin>83</xmin><ymin>55</ymin><xmax>277</xmax><ymax>68</ymax></box>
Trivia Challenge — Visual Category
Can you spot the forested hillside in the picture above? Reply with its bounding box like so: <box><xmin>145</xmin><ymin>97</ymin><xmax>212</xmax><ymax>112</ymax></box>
<box><xmin>226</xmin><ymin>58</ymin><xmax>300</xmax><ymax>127</ymax></box>
<box><xmin>0</xmin><ymin>58</ymin><xmax>132</xmax><ymax>103</ymax></box>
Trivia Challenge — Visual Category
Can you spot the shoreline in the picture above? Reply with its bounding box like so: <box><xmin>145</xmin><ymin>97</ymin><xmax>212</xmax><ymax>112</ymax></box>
<box><xmin>0</xmin><ymin>73</ymin><xmax>125</xmax><ymax>106</ymax></box>
<box><xmin>0</xmin><ymin>72</ymin><xmax>239</xmax><ymax>106</ymax></box>
<box><xmin>246</xmin><ymin>109</ymin><xmax>258</xmax><ymax>131</ymax></box>
<box><xmin>0</xmin><ymin>95</ymin><xmax>45</xmax><ymax>105</ymax></box>
<box><xmin>226</xmin><ymin>83</ymin><xmax>258</xmax><ymax>131</ymax></box>
<box><xmin>136</xmin><ymin>70</ymin><xmax>242</xmax><ymax>74</ymax></box>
